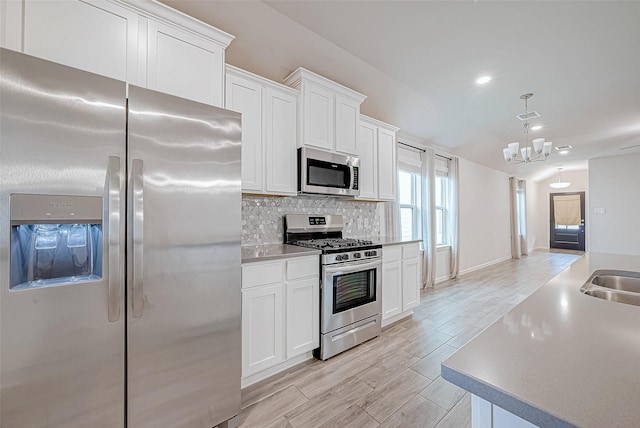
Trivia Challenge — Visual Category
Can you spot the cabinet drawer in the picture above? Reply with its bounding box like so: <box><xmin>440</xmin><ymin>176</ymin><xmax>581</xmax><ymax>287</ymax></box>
<box><xmin>402</xmin><ymin>243</ymin><xmax>420</xmax><ymax>259</ymax></box>
<box><xmin>242</xmin><ymin>261</ymin><xmax>283</xmax><ymax>288</ymax></box>
<box><xmin>383</xmin><ymin>246</ymin><xmax>402</xmax><ymax>262</ymax></box>
<box><xmin>286</xmin><ymin>256</ymin><xmax>319</xmax><ymax>280</ymax></box>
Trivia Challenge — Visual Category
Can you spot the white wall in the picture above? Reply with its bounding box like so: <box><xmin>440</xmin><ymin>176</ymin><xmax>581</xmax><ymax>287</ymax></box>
<box><xmin>530</xmin><ymin>169</ymin><xmax>589</xmax><ymax>249</ymax></box>
<box><xmin>459</xmin><ymin>158</ymin><xmax>511</xmax><ymax>274</ymax></box>
<box><xmin>589</xmin><ymin>154</ymin><xmax>640</xmax><ymax>255</ymax></box>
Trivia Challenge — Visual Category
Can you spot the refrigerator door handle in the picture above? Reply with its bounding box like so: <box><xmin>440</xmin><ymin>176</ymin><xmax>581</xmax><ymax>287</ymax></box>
<box><xmin>132</xmin><ymin>158</ymin><xmax>144</xmax><ymax>318</ymax></box>
<box><xmin>107</xmin><ymin>155</ymin><xmax>122</xmax><ymax>322</ymax></box>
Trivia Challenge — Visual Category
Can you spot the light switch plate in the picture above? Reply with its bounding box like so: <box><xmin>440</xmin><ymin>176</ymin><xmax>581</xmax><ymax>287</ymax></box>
<box><xmin>594</xmin><ymin>207</ymin><xmax>606</xmax><ymax>214</ymax></box>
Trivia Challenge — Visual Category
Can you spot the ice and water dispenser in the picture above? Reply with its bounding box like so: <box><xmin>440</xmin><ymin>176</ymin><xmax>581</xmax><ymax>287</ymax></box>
<box><xmin>10</xmin><ymin>194</ymin><xmax>103</xmax><ymax>290</ymax></box>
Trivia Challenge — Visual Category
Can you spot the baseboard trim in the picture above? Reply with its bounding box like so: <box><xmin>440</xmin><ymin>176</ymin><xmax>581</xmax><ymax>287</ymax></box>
<box><xmin>381</xmin><ymin>309</ymin><xmax>414</xmax><ymax>328</ymax></box>
<box><xmin>435</xmin><ymin>275</ymin><xmax>450</xmax><ymax>284</ymax></box>
<box><xmin>459</xmin><ymin>255</ymin><xmax>512</xmax><ymax>276</ymax></box>
<box><xmin>241</xmin><ymin>352</ymin><xmax>313</xmax><ymax>389</ymax></box>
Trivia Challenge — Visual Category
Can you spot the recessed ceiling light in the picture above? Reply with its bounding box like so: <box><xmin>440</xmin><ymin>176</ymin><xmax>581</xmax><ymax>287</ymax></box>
<box><xmin>554</xmin><ymin>145</ymin><xmax>573</xmax><ymax>151</ymax></box>
<box><xmin>559</xmin><ymin>150</ymin><xmax>569</xmax><ymax>155</ymax></box>
<box><xmin>530</xmin><ymin>125</ymin><xmax>543</xmax><ymax>131</ymax></box>
<box><xmin>476</xmin><ymin>75</ymin><xmax>492</xmax><ymax>85</ymax></box>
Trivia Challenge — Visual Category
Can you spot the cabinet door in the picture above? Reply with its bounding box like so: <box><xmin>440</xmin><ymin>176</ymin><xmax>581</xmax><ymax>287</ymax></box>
<box><xmin>147</xmin><ymin>19</ymin><xmax>224</xmax><ymax>106</ymax></box>
<box><xmin>335</xmin><ymin>95</ymin><xmax>360</xmax><ymax>155</ymax></box>
<box><xmin>23</xmin><ymin>0</ymin><xmax>139</xmax><ymax>83</ymax></box>
<box><xmin>357</xmin><ymin>121</ymin><xmax>378</xmax><ymax>200</ymax></box>
<box><xmin>286</xmin><ymin>277</ymin><xmax>319</xmax><ymax>358</ymax></box>
<box><xmin>382</xmin><ymin>260</ymin><xmax>402</xmax><ymax>320</ymax></box>
<box><xmin>226</xmin><ymin>73</ymin><xmax>263</xmax><ymax>192</ymax></box>
<box><xmin>242</xmin><ymin>284</ymin><xmax>285</xmax><ymax>377</ymax></box>
<box><xmin>378</xmin><ymin>128</ymin><xmax>397</xmax><ymax>200</ymax></box>
<box><xmin>303</xmin><ymin>83</ymin><xmax>334</xmax><ymax>151</ymax></box>
<box><xmin>402</xmin><ymin>256</ymin><xmax>421</xmax><ymax>311</ymax></box>
<box><xmin>265</xmin><ymin>87</ymin><xmax>297</xmax><ymax>195</ymax></box>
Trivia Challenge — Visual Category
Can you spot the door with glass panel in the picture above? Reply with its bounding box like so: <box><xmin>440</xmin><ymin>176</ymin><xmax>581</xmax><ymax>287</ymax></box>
<box><xmin>550</xmin><ymin>192</ymin><xmax>586</xmax><ymax>251</ymax></box>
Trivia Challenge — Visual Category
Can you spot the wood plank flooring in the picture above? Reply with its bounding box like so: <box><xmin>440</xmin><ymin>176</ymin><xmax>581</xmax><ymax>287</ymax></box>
<box><xmin>239</xmin><ymin>250</ymin><xmax>583</xmax><ymax>428</ymax></box>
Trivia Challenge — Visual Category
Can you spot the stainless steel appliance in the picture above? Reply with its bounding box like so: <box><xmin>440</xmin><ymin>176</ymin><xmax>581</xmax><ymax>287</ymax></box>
<box><xmin>285</xmin><ymin>214</ymin><xmax>381</xmax><ymax>360</ymax></box>
<box><xmin>0</xmin><ymin>48</ymin><xmax>241</xmax><ymax>428</ymax></box>
<box><xmin>298</xmin><ymin>147</ymin><xmax>360</xmax><ymax>197</ymax></box>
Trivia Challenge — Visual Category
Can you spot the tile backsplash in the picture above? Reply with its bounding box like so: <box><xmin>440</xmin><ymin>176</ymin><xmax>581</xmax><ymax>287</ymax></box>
<box><xmin>242</xmin><ymin>195</ymin><xmax>380</xmax><ymax>246</ymax></box>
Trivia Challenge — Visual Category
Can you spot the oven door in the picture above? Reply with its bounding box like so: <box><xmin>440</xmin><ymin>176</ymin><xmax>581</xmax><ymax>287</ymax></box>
<box><xmin>321</xmin><ymin>258</ymin><xmax>381</xmax><ymax>334</ymax></box>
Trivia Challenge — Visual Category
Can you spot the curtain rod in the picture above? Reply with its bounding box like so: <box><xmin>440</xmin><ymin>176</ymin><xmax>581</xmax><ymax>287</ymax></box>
<box><xmin>398</xmin><ymin>141</ymin><xmax>452</xmax><ymax>160</ymax></box>
<box><xmin>398</xmin><ymin>141</ymin><xmax>425</xmax><ymax>152</ymax></box>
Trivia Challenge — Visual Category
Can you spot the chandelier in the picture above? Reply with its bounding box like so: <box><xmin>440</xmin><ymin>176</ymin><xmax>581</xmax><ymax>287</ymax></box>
<box><xmin>502</xmin><ymin>93</ymin><xmax>552</xmax><ymax>164</ymax></box>
<box><xmin>549</xmin><ymin>167</ymin><xmax>571</xmax><ymax>189</ymax></box>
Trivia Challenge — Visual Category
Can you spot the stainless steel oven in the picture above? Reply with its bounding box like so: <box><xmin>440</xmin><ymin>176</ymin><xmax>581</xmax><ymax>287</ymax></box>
<box><xmin>298</xmin><ymin>147</ymin><xmax>360</xmax><ymax>197</ymax></box>
<box><xmin>285</xmin><ymin>214</ymin><xmax>382</xmax><ymax>360</ymax></box>
<box><xmin>319</xmin><ymin>255</ymin><xmax>382</xmax><ymax>360</ymax></box>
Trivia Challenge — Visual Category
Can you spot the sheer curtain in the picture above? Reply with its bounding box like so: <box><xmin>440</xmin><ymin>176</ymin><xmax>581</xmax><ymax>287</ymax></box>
<box><xmin>448</xmin><ymin>156</ymin><xmax>460</xmax><ymax>279</ymax></box>
<box><xmin>509</xmin><ymin>177</ymin><xmax>528</xmax><ymax>258</ymax></box>
<box><xmin>421</xmin><ymin>148</ymin><xmax>436</xmax><ymax>288</ymax></box>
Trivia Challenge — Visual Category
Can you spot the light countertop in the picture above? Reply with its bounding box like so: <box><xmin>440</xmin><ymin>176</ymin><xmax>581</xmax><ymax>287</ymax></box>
<box><xmin>241</xmin><ymin>244</ymin><xmax>320</xmax><ymax>263</ymax></box>
<box><xmin>441</xmin><ymin>252</ymin><xmax>640</xmax><ymax>428</ymax></box>
<box><xmin>375</xmin><ymin>236</ymin><xmax>422</xmax><ymax>246</ymax></box>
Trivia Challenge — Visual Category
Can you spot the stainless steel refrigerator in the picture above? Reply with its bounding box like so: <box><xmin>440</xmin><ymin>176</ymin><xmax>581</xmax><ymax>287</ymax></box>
<box><xmin>0</xmin><ymin>48</ymin><xmax>242</xmax><ymax>428</ymax></box>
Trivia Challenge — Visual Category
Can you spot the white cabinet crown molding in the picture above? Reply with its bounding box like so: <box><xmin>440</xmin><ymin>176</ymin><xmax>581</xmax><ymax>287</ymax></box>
<box><xmin>283</xmin><ymin>67</ymin><xmax>366</xmax><ymax>104</ymax></box>
<box><xmin>111</xmin><ymin>0</ymin><xmax>234</xmax><ymax>48</ymax></box>
<box><xmin>226</xmin><ymin>64</ymin><xmax>297</xmax><ymax>97</ymax></box>
<box><xmin>360</xmin><ymin>114</ymin><xmax>400</xmax><ymax>133</ymax></box>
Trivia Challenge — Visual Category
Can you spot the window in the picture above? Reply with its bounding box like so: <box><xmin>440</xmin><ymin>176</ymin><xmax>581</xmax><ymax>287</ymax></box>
<box><xmin>399</xmin><ymin>169</ymin><xmax>421</xmax><ymax>240</ymax></box>
<box><xmin>435</xmin><ymin>173</ymin><xmax>448</xmax><ymax>245</ymax></box>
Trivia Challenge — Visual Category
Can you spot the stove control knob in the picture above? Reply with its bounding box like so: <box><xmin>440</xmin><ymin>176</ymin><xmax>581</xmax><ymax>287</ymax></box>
<box><xmin>365</xmin><ymin>250</ymin><xmax>377</xmax><ymax>257</ymax></box>
<box><xmin>353</xmin><ymin>252</ymin><xmax>361</xmax><ymax>259</ymax></box>
<box><xmin>336</xmin><ymin>254</ymin><xmax>349</xmax><ymax>261</ymax></box>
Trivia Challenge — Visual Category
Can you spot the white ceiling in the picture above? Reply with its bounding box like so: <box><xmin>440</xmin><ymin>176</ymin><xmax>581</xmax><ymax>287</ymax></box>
<box><xmin>161</xmin><ymin>0</ymin><xmax>640</xmax><ymax>181</ymax></box>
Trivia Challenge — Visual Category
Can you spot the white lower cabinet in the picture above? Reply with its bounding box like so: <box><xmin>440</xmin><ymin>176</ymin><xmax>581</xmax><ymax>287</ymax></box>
<box><xmin>286</xmin><ymin>277</ymin><xmax>319</xmax><ymax>358</ymax></box>
<box><xmin>242</xmin><ymin>282</ymin><xmax>284</xmax><ymax>377</ymax></box>
<box><xmin>382</xmin><ymin>242</ymin><xmax>421</xmax><ymax>327</ymax></box>
<box><xmin>241</xmin><ymin>255</ymin><xmax>319</xmax><ymax>386</ymax></box>
<box><xmin>382</xmin><ymin>247</ymin><xmax>403</xmax><ymax>319</ymax></box>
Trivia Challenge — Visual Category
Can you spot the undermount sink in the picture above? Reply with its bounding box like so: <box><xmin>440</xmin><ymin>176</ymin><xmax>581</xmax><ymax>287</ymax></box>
<box><xmin>580</xmin><ymin>270</ymin><xmax>640</xmax><ymax>307</ymax></box>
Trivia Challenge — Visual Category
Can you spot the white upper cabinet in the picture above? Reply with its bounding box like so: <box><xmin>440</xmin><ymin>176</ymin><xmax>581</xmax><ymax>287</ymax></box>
<box><xmin>21</xmin><ymin>0</ymin><xmax>140</xmax><ymax>84</ymax></box>
<box><xmin>264</xmin><ymin>87</ymin><xmax>297</xmax><ymax>194</ymax></box>
<box><xmin>377</xmin><ymin>126</ymin><xmax>398</xmax><ymax>201</ymax></box>
<box><xmin>226</xmin><ymin>71</ymin><xmax>263</xmax><ymax>192</ymax></box>
<box><xmin>146</xmin><ymin>19</ymin><xmax>228</xmax><ymax>106</ymax></box>
<box><xmin>3</xmin><ymin>0</ymin><xmax>234</xmax><ymax>106</ymax></box>
<box><xmin>284</xmin><ymin>67</ymin><xmax>366</xmax><ymax>155</ymax></box>
<box><xmin>358</xmin><ymin>115</ymin><xmax>399</xmax><ymax>201</ymax></box>
<box><xmin>225</xmin><ymin>65</ymin><xmax>297</xmax><ymax>196</ymax></box>
<box><xmin>303</xmin><ymin>83</ymin><xmax>334</xmax><ymax>151</ymax></box>
<box><xmin>335</xmin><ymin>95</ymin><xmax>360</xmax><ymax>155</ymax></box>
<box><xmin>358</xmin><ymin>120</ymin><xmax>378</xmax><ymax>200</ymax></box>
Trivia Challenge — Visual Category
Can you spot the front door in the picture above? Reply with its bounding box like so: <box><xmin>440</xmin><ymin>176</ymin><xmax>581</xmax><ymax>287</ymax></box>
<box><xmin>550</xmin><ymin>192</ymin><xmax>586</xmax><ymax>251</ymax></box>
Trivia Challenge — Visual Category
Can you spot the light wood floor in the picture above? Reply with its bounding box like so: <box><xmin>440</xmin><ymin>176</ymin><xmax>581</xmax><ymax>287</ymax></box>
<box><xmin>238</xmin><ymin>250</ymin><xmax>584</xmax><ymax>428</ymax></box>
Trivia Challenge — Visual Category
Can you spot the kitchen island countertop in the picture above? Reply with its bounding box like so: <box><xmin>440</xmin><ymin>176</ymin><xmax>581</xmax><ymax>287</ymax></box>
<box><xmin>442</xmin><ymin>252</ymin><xmax>640</xmax><ymax>428</ymax></box>
<box><xmin>241</xmin><ymin>244</ymin><xmax>321</xmax><ymax>263</ymax></box>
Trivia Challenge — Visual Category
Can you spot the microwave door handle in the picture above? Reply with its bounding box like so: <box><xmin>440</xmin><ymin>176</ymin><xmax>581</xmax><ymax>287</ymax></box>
<box><xmin>324</xmin><ymin>259</ymin><xmax>381</xmax><ymax>275</ymax></box>
<box><xmin>349</xmin><ymin>165</ymin><xmax>355</xmax><ymax>189</ymax></box>
<box><xmin>107</xmin><ymin>155</ymin><xmax>122</xmax><ymax>322</ymax></box>
<box><xmin>131</xmin><ymin>159</ymin><xmax>144</xmax><ymax>318</ymax></box>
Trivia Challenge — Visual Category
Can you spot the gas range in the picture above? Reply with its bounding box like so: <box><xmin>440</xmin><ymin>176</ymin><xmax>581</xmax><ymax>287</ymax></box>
<box><xmin>284</xmin><ymin>214</ymin><xmax>382</xmax><ymax>360</ymax></box>
<box><xmin>284</xmin><ymin>215</ymin><xmax>381</xmax><ymax>261</ymax></box>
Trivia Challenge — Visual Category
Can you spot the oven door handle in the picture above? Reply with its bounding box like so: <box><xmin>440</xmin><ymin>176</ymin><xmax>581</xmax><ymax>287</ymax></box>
<box><xmin>324</xmin><ymin>259</ymin><xmax>381</xmax><ymax>274</ymax></box>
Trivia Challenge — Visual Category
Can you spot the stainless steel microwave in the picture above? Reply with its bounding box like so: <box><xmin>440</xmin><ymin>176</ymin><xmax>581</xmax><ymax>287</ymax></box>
<box><xmin>298</xmin><ymin>147</ymin><xmax>360</xmax><ymax>197</ymax></box>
